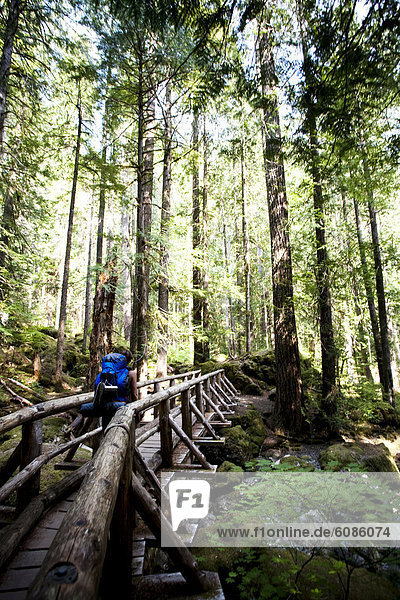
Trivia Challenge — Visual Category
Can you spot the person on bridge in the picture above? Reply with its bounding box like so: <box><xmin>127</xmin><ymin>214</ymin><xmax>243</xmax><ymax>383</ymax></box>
<box><xmin>80</xmin><ymin>349</ymin><xmax>138</xmax><ymax>430</ymax></box>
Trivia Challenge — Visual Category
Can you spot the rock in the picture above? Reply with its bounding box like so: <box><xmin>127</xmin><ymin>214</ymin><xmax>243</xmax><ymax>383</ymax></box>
<box><xmin>243</xmin><ymin>381</ymin><xmax>263</xmax><ymax>395</ymax></box>
<box><xmin>368</xmin><ymin>402</ymin><xmax>399</xmax><ymax>427</ymax></box>
<box><xmin>224</xmin><ymin>426</ymin><xmax>254</xmax><ymax>465</ymax></box>
<box><xmin>217</xmin><ymin>461</ymin><xmax>243</xmax><ymax>472</ymax></box>
<box><xmin>319</xmin><ymin>442</ymin><xmax>399</xmax><ymax>472</ymax></box>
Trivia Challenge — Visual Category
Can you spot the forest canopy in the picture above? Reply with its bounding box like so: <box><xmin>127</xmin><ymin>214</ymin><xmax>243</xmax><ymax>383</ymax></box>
<box><xmin>1</xmin><ymin>0</ymin><xmax>400</xmax><ymax>435</ymax></box>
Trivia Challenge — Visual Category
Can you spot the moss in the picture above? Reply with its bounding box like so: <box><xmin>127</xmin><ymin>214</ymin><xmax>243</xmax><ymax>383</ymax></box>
<box><xmin>217</xmin><ymin>461</ymin><xmax>243</xmax><ymax>472</ymax></box>
<box><xmin>223</xmin><ymin>426</ymin><xmax>254</xmax><ymax>465</ymax></box>
<box><xmin>369</xmin><ymin>402</ymin><xmax>399</xmax><ymax>427</ymax></box>
<box><xmin>319</xmin><ymin>442</ymin><xmax>399</xmax><ymax>472</ymax></box>
<box><xmin>243</xmin><ymin>381</ymin><xmax>263</xmax><ymax>395</ymax></box>
<box><xmin>197</xmin><ymin>360</ymin><xmax>219</xmax><ymax>374</ymax></box>
<box><xmin>42</xmin><ymin>416</ymin><xmax>69</xmax><ymax>443</ymax></box>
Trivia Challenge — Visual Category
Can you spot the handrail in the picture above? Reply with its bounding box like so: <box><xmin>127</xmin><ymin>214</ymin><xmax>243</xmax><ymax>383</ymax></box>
<box><xmin>0</xmin><ymin>369</ymin><xmax>203</xmax><ymax>436</ymax></box>
<box><xmin>137</xmin><ymin>369</ymin><xmax>201</xmax><ymax>388</ymax></box>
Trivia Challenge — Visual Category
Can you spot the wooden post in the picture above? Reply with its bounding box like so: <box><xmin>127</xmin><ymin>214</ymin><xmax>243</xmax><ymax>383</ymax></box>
<box><xmin>216</xmin><ymin>371</ymin><xmax>222</xmax><ymax>388</ymax></box>
<box><xmin>0</xmin><ymin>441</ymin><xmax>21</xmax><ymax>486</ymax></box>
<box><xmin>17</xmin><ymin>420</ymin><xmax>42</xmax><ymax>513</ymax></box>
<box><xmin>153</xmin><ymin>381</ymin><xmax>160</xmax><ymax>418</ymax></box>
<box><xmin>204</xmin><ymin>377</ymin><xmax>211</xmax><ymax>412</ymax></box>
<box><xmin>159</xmin><ymin>397</ymin><xmax>173</xmax><ymax>467</ymax></box>
<box><xmin>181</xmin><ymin>388</ymin><xmax>192</xmax><ymax>440</ymax></box>
<box><xmin>195</xmin><ymin>381</ymin><xmax>203</xmax><ymax>414</ymax></box>
<box><xmin>169</xmin><ymin>377</ymin><xmax>176</xmax><ymax>408</ymax></box>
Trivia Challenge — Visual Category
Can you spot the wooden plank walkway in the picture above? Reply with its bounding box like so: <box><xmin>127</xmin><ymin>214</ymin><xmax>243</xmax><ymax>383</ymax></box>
<box><xmin>0</xmin><ymin>493</ymin><xmax>77</xmax><ymax>599</ymax></box>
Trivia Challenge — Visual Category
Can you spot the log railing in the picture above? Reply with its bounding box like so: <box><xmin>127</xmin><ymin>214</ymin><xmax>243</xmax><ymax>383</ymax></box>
<box><xmin>0</xmin><ymin>368</ymin><xmax>238</xmax><ymax>599</ymax></box>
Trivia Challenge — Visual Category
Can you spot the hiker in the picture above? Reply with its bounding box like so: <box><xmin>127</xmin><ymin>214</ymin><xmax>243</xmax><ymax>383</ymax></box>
<box><xmin>80</xmin><ymin>349</ymin><xmax>137</xmax><ymax>430</ymax></box>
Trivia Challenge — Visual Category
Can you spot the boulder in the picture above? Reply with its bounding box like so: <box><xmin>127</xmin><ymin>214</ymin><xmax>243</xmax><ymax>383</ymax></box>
<box><xmin>319</xmin><ymin>442</ymin><xmax>399</xmax><ymax>472</ymax></box>
<box><xmin>217</xmin><ymin>461</ymin><xmax>243</xmax><ymax>472</ymax></box>
<box><xmin>224</xmin><ymin>426</ymin><xmax>254</xmax><ymax>465</ymax></box>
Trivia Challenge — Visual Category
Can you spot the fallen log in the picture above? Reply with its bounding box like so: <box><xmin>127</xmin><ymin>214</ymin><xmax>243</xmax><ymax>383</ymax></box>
<box><xmin>7</xmin><ymin>378</ymin><xmax>47</xmax><ymax>401</ymax></box>
<box><xmin>0</xmin><ymin>378</ymin><xmax>33</xmax><ymax>407</ymax></box>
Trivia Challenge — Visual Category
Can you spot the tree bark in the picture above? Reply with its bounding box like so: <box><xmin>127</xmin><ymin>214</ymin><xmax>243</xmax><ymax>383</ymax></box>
<box><xmin>201</xmin><ymin>113</ymin><xmax>210</xmax><ymax>360</ymax></box>
<box><xmin>94</xmin><ymin>64</ymin><xmax>111</xmax><ymax>288</ymax></box>
<box><xmin>297</xmin><ymin>1</ymin><xmax>337</xmax><ymax>414</ymax></box>
<box><xmin>221</xmin><ymin>203</ymin><xmax>237</xmax><ymax>357</ymax></box>
<box><xmin>157</xmin><ymin>81</ymin><xmax>172</xmax><ymax>377</ymax></box>
<box><xmin>121</xmin><ymin>204</ymin><xmax>131</xmax><ymax>341</ymax></box>
<box><xmin>258</xmin><ymin>18</ymin><xmax>304</xmax><ymax>434</ymax></box>
<box><xmin>341</xmin><ymin>188</ymin><xmax>373</xmax><ymax>381</ymax></box>
<box><xmin>130</xmin><ymin>45</ymin><xmax>144</xmax><ymax>359</ymax></box>
<box><xmin>82</xmin><ymin>199</ymin><xmax>94</xmax><ymax>353</ymax></box>
<box><xmin>192</xmin><ymin>110</ymin><xmax>203</xmax><ymax>364</ymax></box>
<box><xmin>134</xmin><ymin>91</ymin><xmax>155</xmax><ymax>382</ymax></box>
<box><xmin>0</xmin><ymin>0</ymin><xmax>21</xmax><ymax>149</ymax></box>
<box><xmin>241</xmin><ymin>130</ymin><xmax>252</xmax><ymax>354</ymax></box>
<box><xmin>55</xmin><ymin>92</ymin><xmax>82</xmax><ymax>389</ymax></box>
<box><xmin>360</xmin><ymin>142</ymin><xmax>395</xmax><ymax>405</ymax></box>
<box><xmin>86</xmin><ymin>261</ymin><xmax>118</xmax><ymax>391</ymax></box>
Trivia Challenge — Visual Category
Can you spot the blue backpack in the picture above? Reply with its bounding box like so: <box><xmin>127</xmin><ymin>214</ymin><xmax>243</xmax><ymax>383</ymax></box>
<box><xmin>94</xmin><ymin>353</ymin><xmax>130</xmax><ymax>403</ymax></box>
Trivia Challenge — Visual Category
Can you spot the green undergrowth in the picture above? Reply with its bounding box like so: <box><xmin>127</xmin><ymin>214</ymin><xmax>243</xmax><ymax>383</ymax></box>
<box><xmin>193</xmin><ymin>547</ymin><xmax>400</xmax><ymax>600</ymax></box>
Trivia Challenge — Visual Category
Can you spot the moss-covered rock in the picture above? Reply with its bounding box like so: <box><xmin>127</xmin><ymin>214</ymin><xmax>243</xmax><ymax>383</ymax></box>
<box><xmin>217</xmin><ymin>461</ymin><xmax>243</xmax><ymax>472</ymax></box>
<box><xmin>369</xmin><ymin>402</ymin><xmax>399</xmax><ymax>427</ymax></box>
<box><xmin>224</xmin><ymin>426</ymin><xmax>254</xmax><ymax>465</ymax></box>
<box><xmin>319</xmin><ymin>442</ymin><xmax>399</xmax><ymax>472</ymax></box>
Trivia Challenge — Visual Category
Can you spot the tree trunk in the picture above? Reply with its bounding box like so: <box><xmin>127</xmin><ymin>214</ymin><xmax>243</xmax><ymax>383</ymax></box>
<box><xmin>240</xmin><ymin>130</ymin><xmax>251</xmax><ymax>354</ymax></box>
<box><xmin>55</xmin><ymin>92</ymin><xmax>82</xmax><ymax>389</ymax></box>
<box><xmin>360</xmin><ymin>142</ymin><xmax>395</xmax><ymax>405</ymax></box>
<box><xmin>352</xmin><ymin>192</ymin><xmax>385</xmax><ymax>385</ymax></box>
<box><xmin>221</xmin><ymin>203</ymin><xmax>237</xmax><ymax>357</ymax></box>
<box><xmin>130</xmin><ymin>47</ymin><xmax>144</xmax><ymax>359</ymax></box>
<box><xmin>82</xmin><ymin>198</ymin><xmax>94</xmax><ymax>353</ymax></box>
<box><xmin>0</xmin><ymin>0</ymin><xmax>21</xmax><ymax>149</ymax></box>
<box><xmin>95</xmin><ymin>64</ymin><xmax>111</xmax><ymax>288</ymax></box>
<box><xmin>134</xmin><ymin>90</ymin><xmax>155</xmax><ymax>382</ymax></box>
<box><xmin>341</xmin><ymin>188</ymin><xmax>372</xmax><ymax>381</ymax></box>
<box><xmin>258</xmin><ymin>17</ymin><xmax>304</xmax><ymax>434</ymax></box>
<box><xmin>157</xmin><ymin>81</ymin><xmax>172</xmax><ymax>378</ymax></box>
<box><xmin>0</xmin><ymin>0</ymin><xmax>21</xmax><ymax>272</ymax></box>
<box><xmin>86</xmin><ymin>262</ymin><xmax>118</xmax><ymax>391</ymax></box>
<box><xmin>297</xmin><ymin>2</ymin><xmax>336</xmax><ymax>414</ymax></box>
<box><xmin>192</xmin><ymin>110</ymin><xmax>203</xmax><ymax>364</ymax></box>
<box><xmin>121</xmin><ymin>204</ymin><xmax>131</xmax><ymax>341</ymax></box>
<box><xmin>201</xmin><ymin>114</ymin><xmax>210</xmax><ymax>361</ymax></box>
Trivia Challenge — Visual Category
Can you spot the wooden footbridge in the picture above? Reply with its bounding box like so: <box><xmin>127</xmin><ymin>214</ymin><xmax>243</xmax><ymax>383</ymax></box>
<box><xmin>0</xmin><ymin>369</ymin><xmax>238</xmax><ymax>599</ymax></box>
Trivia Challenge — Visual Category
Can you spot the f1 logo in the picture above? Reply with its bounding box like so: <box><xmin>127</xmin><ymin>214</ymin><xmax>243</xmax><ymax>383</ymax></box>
<box><xmin>169</xmin><ymin>480</ymin><xmax>210</xmax><ymax>531</ymax></box>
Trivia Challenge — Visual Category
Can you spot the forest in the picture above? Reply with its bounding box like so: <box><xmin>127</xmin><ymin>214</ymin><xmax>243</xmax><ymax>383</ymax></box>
<box><xmin>1</xmin><ymin>0</ymin><xmax>400</xmax><ymax>598</ymax></box>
